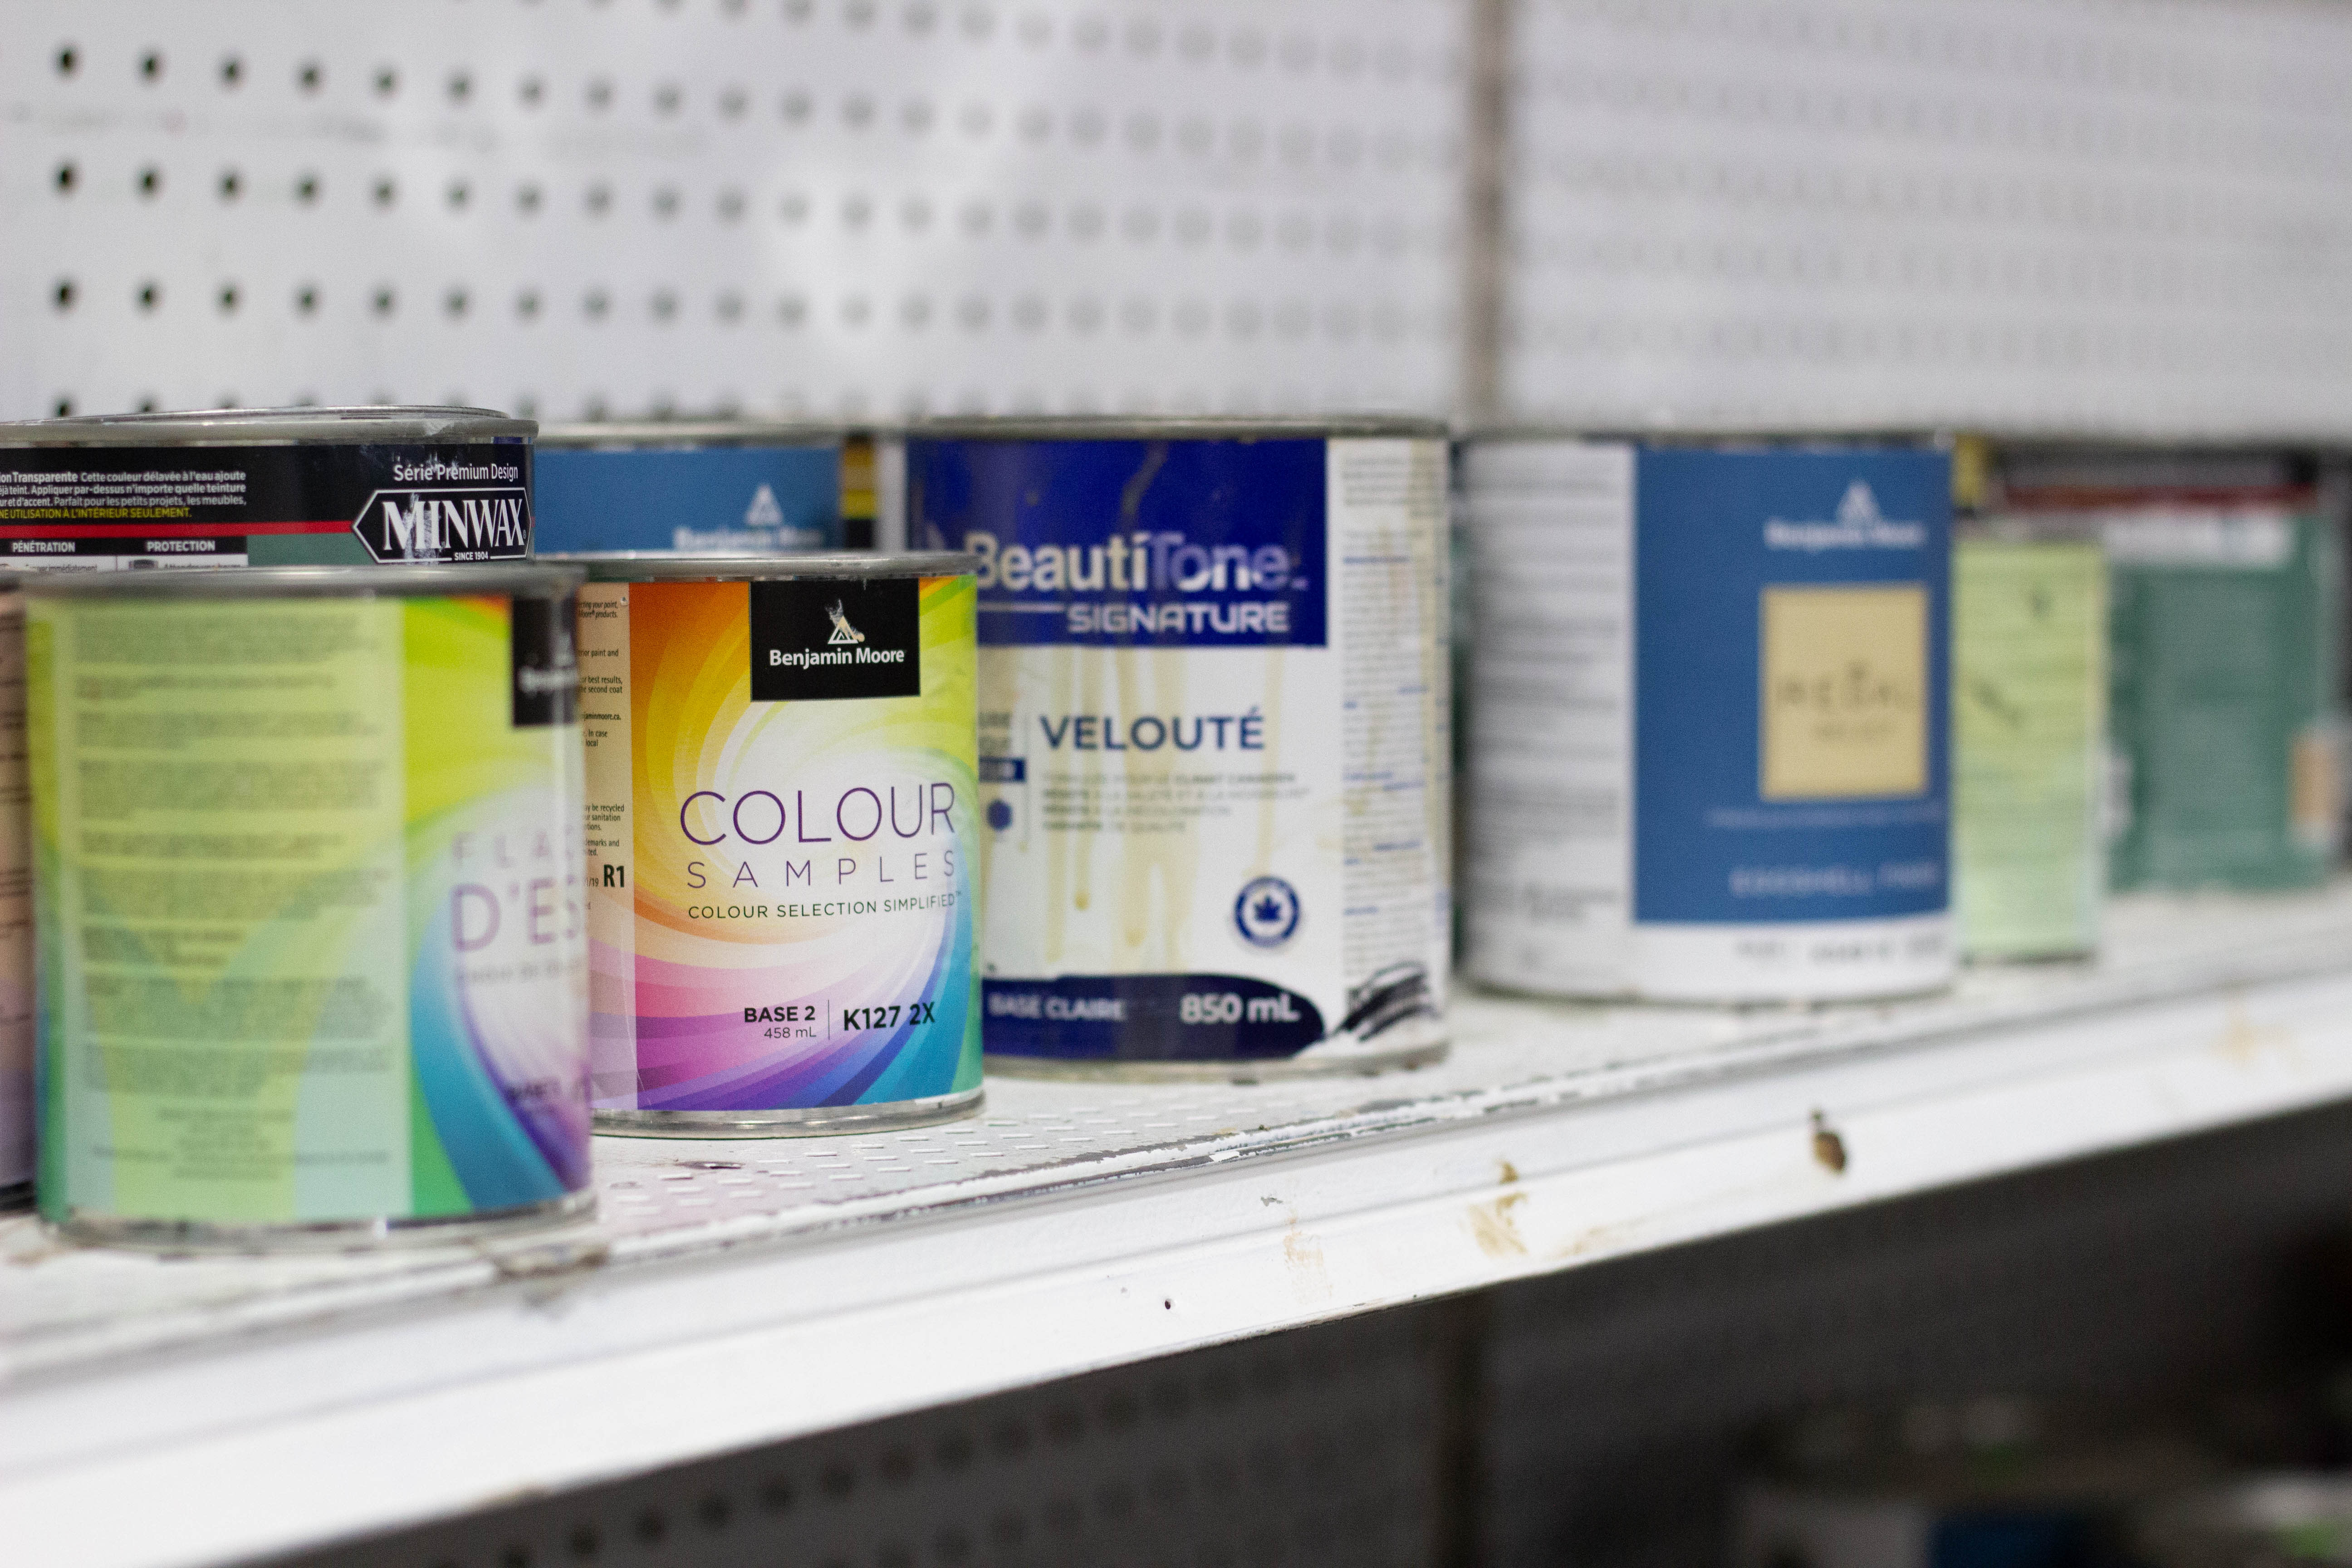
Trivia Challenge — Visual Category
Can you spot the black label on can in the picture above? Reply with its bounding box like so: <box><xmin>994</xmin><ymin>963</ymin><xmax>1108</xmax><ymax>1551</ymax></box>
<box><xmin>0</xmin><ymin>441</ymin><xmax>532</xmax><ymax>567</ymax></box>
<box><xmin>511</xmin><ymin>592</ymin><xmax>581</xmax><ymax>728</ymax></box>
<box><xmin>749</xmin><ymin>578</ymin><xmax>922</xmax><ymax>701</ymax></box>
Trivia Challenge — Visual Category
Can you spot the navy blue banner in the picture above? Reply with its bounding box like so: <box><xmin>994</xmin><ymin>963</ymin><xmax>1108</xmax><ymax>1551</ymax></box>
<box><xmin>535</xmin><ymin>445</ymin><xmax>840</xmax><ymax>554</ymax></box>
<box><xmin>982</xmin><ymin>975</ymin><xmax>1326</xmax><ymax>1060</ymax></box>
<box><xmin>908</xmin><ymin>437</ymin><xmax>1328</xmax><ymax>648</ymax></box>
<box><xmin>1632</xmin><ymin>446</ymin><xmax>1951</xmax><ymax>924</ymax></box>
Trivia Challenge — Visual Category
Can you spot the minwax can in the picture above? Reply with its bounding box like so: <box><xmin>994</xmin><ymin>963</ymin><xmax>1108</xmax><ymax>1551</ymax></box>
<box><xmin>1462</xmin><ymin>434</ymin><xmax>1953</xmax><ymax>1002</ymax></box>
<box><xmin>0</xmin><ymin>407</ymin><xmax>534</xmax><ymax>569</ymax></box>
<box><xmin>0</xmin><ymin>580</ymin><xmax>26</xmax><ymax>1205</ymax></box>
<box><xmin>28</xmin><ymin>565</ymin><xmax>591</xmax><ymax>1248</ymax></box>
<box><xmin>566</xmin><ymin>553</ymin><xmax>982</xmax><ymax>1134</ymax></box>
<box><xmin>535</xmin><ymin>422</ymin><xmax>842</xmax><ymax>555</ymax></box>
<box><xmin>910</xmin><ymin>417</ymin><xmax>1451</xmax><ymax>1080</ymax></box>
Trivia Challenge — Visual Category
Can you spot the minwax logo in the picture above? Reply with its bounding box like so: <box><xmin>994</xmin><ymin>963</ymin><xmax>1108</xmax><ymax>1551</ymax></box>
<box><xmin>1763</xmin><ymin>480</ymin><xmax>1928</xmax><ymax>553</ymax></box>
<box><xmin>355</xmin><ymin>486</ymin><xmax>531</xmax><ymax>562</ymax></box>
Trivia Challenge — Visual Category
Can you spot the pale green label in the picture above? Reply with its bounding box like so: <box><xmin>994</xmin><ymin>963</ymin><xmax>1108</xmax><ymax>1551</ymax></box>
<box><xmin>35</xmin><ymin>598</ymin><xmax>412</xmax><ymax>1223</ymax></box>
<box><xmin>1952</xmin><ymin>540</ymin><xmax>2106</xmax><ymax>957</ymax></box>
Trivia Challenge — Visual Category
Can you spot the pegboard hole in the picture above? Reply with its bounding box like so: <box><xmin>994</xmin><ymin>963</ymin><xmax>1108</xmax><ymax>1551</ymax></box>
<box><xmin>135</xmin><ymin>281</ymin><xmax>160</xmax><ymax>312</ymax></box>
<box><xmin>295</xmin><ymin>173</ymin><xmax>320</xmax><ymax>204</ymax></box>
<box><xmin>654</xmin><ymin>83</ymin><xmax>682</xmax><ymax>115</ymax></box>
<box><xmin>516</xmin><ymin>184</ymin><xmax>543</xmax><ymax>215</ymax></box>
<box><xmin>54</xmin><ymin>44</ymin><xmax>77</xmax><ymax>78</ymax></box>
<box><xmin>585</xmin><ymin>78</ymin><xmax>613</xmax><ymax>112</ymax></box>
<box><xmin>137</xmin><ymin>167</ymin><xmax>161</xmax><ymax>198</ymax></box>
<box><xmin>585</xmin><ymin>185</ymin><xmax>612</xmax><ymax>216</ymax></box>
<box><xmin>696</xmin><ymin>1494</ymin><xmax>730</xmax><ymax>1531</ymax></box>
<box><xmin>371</xmin><ymin>176</ymin><xmax>395</xmax><ymax>208</ymax></box>
<box><xmin>217</xmin><ymin>283</ymin><xmax>240</xmax><ymax>315</ymax></box>
<box><xmin>757</xmin><ymin>1475</ymin><xmax>794</xmax><ymax>1514</ymax></box>
<box><xmin>53</xmin><ymin>397</ymin><xmax>73</xmax><ymax>417</ymax></box>
<box><xmin>218</xmin><ymin>55</ymin><xmax>241</xmax><ymax>88</ymax></box>
<box><xmin>819</xmin><ymin>1460</ymin><xmax>857</xmax><ymax>1499</ymax></box>
<box><xmin>448</xmin><ymin>72</ymin><xmax>472</xmax><ymax>104</ymax></box>
<box><xmin>295</xmin><ymin>285</ymin><xmax>318</xmax><ymax>315</ymax></box>
<box><xmin>373</xmin><ymin>66</ymin><xmax>397</xmax><ymax>97</ymax></box>
<box><xmin>516</xmin><ymin>289</ymin><xmax>541</xmax><ymax>321</ymax></box>
<box><xmin>519</xmin><ymin>76</ymin><xmax>544</xmax><ymax>108</ymax></box>
<box><xmin>139</xmin><ymin>50</ymin><xmax>164</xmax><ymax>83</ymax></box>
<box><xmin>719</xmin><ymin>86</ymin><xmax>748</xmax><ymax>118</ymax></box>
<box><xmin>632</xmin><ymin>1509</ymin><xmax>666</xmax><ymax>1545</ymax></box>
<box><xmin>371</xmin><ymin>287</ymin><xmax>396</xmax><ymax>318</ymax></box>
<box><xmin>583</xmin><ymin>290</ymin><xmax>610</xmax><ymax>320</ymax></box>
<box><xmin>219</xmin><ymin>169</ymin><xmax>242</xmax><ymax>201</ymax></box>
<box><xmin>445</xmin><ymin>289</ymin><xmax>469</xmax><ymax>319</ymax></box>
<box><xmin>296</xmin><ymin>59</ymin><xmax>323</xmax><ymax>93</ymax></box>
<box><xmin>446</xmin><ymin>181</ymin><xmax>470</xmax><ymax>211</ymax></box>
<box><xmin>564</xmin><ymin>1523</ymin><xmax>599</xmax><ymax>1558</ymax></box>
<box><xmin>54</xmin><ymin>163</ymin><xmax>75</xmax><ymax>195</ymax></box>
<box><xmin>49</xmin><ymin>278</ymin><xmax>74</xmax><ymax>312</ymax></box>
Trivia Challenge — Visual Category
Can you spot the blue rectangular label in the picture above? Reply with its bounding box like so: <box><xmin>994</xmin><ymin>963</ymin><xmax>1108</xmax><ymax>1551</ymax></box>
<box><xmin>534</xmin><ymin>445</ymin><xmax>841</xmax><ymax>554</ymax></box>
<box><xmin>908</xmin><ymin>437</ymin><xmax>1328</xmax><ymax>647</ymax></box>
<box><xmin>1633</xmin><ymin>446</ymin><xmax>1951</xmax><ymax>923</ymax></box>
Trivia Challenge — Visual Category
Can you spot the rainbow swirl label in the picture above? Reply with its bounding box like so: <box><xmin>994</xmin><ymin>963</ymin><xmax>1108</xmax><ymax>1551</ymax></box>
<box><xmin>580</xmin><ymin>573</ymin><xmax>980</xmax><ymax>1113</ymax></box>
<box><xmin>30</xmin><ymin>590</ymin><xmax>591</xmax><ymax>1228</ymax></box>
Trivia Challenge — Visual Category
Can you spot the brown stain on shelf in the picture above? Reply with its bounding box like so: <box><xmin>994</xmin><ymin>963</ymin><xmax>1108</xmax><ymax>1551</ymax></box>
<box><xmin>1467</xmin><ymin>1191</ymin><xmax>1528</xmax><ymax>1259</ymax></box>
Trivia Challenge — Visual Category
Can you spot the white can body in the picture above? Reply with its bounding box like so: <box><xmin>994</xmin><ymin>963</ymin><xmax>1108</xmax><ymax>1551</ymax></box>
<box><xmin>1464</xmin><ymin>437</ymin><xmax>1955</xmax><ymax>1003</ymax></box>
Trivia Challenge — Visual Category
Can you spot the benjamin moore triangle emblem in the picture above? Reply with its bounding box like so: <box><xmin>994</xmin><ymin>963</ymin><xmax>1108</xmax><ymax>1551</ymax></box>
<box><xmin>744</xmin><ymin>483</ymin><xmax>785</xmax><ymax>529</ymax></box>
<box><xmin>826</xmin><ymin>600</ymin><xmax>866</xmax><ymax>645</ymax></box>
<box><xmin>1837</xmin><ymin>481</ymin><xmax>1881</xmax><ymax>526</ymax></box>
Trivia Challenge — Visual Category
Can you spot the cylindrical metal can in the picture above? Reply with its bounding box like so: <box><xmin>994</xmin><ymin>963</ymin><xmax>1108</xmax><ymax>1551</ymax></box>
<box><xmin>27</xmin><ymin>564</ymin><xmax>592</xmax><ymax>1248</ymax></box>
<box><xmin>1462</xmin><ymin>432</ymin><xmax>1954</xmax><ymax>1002</ymax></box>
<box><xmin>2000</xmin><ymin>446</ymin><xmax>2344</xmax><ymax>893</ymax></box>
<box><xmin>0</xmin><ymin>579</ymin><xmax>27</xmax><ymax>1205</ymax></box>
<box><xmin>1950</xmin><ymin>485</ymin><xmax>2109</xmax><ymax>961</ymax></box>
<box><xmin>563</xmin><ymin>552</ymin><xmax>983</xmax><ymax>1134</ymax></box>
<box><xmin>0</xmin><ymin>407</ymin><xmax>534</xmax><ymax>570</ymax></box>
<box><xmin>535</xmin><ymin>422</ymin><xmax>843</xmax><ymax>555</ymax></box>
<box><xmin>908</xmin><ymin>417</ymin><xmax>1451</xmax><ymax>1081</ymax></box>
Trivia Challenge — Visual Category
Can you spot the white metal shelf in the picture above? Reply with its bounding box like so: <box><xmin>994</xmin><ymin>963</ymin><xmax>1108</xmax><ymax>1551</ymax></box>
<box><xmin>10</xmin><ymin>886</ymin><xmax>2352</xmax><ymax>1567</ymax></box>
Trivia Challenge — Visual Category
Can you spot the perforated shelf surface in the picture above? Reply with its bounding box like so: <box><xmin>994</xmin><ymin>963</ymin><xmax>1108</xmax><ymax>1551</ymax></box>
<box><xmin>10</xmin><ymin>885</ymin><xmax>2352</xmax><ymax>1568</ymax></box>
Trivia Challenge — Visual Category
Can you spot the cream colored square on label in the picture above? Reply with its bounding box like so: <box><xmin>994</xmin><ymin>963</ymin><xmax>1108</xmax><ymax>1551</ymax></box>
<box><xmin>1760</xmin><ymin>583</ymin><xmax>1929</xmax><ymax>799</ymax></box>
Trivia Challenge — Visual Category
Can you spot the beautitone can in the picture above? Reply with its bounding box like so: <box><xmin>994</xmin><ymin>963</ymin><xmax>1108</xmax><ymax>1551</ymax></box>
<box><xmin>27</xmin><ymin>565</ymin><xmax>592</xmax><ymax>1248</ymax></box>
<box><xmin>566</xmin><ymin>554</ymin><xmax>982</xmax><ymax>1134</ymax></box>
<box><xmin>909</xmin><ymin>417</ymin><xmax>1452</xmax><ymax>1079</ymax></box>
<box><xmin>1462</xmin><ymin>435</ymin><xmax>1954</xmax><ymax>1002</ymax></box>
<box><xmin>0</xmin><ymin>407</ymin><xmax>533</xmax><ymax>569</ymax></box>
<box><xmin>535</xmin><ymin>422</ymin><xmax>843</xmax><ymax>555</ymax></box>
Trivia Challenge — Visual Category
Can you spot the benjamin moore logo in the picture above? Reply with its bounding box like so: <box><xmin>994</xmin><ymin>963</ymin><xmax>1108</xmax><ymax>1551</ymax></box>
<box><xmin>1762</xmin><ymin>480</ymin><xmax>1928</xmax><ymax>553</ymax></box>
<box><xmin>355</xmin><ymin>486</ymin><xmax>532</xmax><ymax>562</ymax></box>
<box><xmin>744</xmin><ymin>483</ymin><xmax>785</xmax><ymax>531</ymax></box>
<box><xmin>750</xmin><ymin>578</ymin><xmax>921</xmax><ymax>701</ymax></box>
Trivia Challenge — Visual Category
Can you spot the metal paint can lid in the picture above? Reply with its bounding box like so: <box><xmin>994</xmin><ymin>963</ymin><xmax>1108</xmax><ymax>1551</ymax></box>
<box><xmin>535</xmin><ymin>421</ymin><xmax>843</xmax><ymax>450</ymax></box>
<box><xmin>0</xmin><ymin>406</ymin><xmax>535</xmax><ymax>448</ymax></box>
<box><xmin>17</xmin><ymin>562</ymin><xmax>583</xmax><ymax>599</ymax></box>
<box><xmin>552</xmin><ymin>550</ymin><xmax>975</xmax><ymax>581</ymax></box>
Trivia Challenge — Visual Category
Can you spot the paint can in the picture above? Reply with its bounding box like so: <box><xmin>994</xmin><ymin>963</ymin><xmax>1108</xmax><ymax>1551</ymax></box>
<box><xmin>563</xmin><ymin>553</ymin><xmax>982</xmax><ymax>1134</ymax></box>
<box><xmin>1950</xmin><ymin>439</ymin><xmax>2108</xmax><ymax>960</ymax></box>
<box><xmin>0</xmin><ymin>579</ymin><xmax>26</xmax><ymax>1206</ymax></box>
<box><xmin>27</xmin><ymin>564</ymin><xmax>591</xmax><ymax>1248</ymax></box>
<box><xmin>0</xmin><ymin>406</ymin><xmax>534</xmax><ymax>570</ymax></box>
<box><xmin>535</xmin><ymin>422</ymin><xmax>842</xmax><ymax>555</ymax></box>
<box><xmin>1999</xmin><ymin>447</ymin><xmax>2344</xmax><ymax>893</ymax></box>
<box><xmin>1461</xmin><ymin>433</ymin><xmax>1954</xmax><ymax>1002</ymax></box>
<box><xmin>909</xmin><ymin>417</ymin><xmax>1451</xmax><ymax>1080</ymax></box>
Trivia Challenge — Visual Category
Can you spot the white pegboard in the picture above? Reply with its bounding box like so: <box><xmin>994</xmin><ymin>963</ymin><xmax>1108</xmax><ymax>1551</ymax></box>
<box><xmin>1500</xmin><ymin>0</ymin><xmax>2352</xmax><ymax>438</ymax></box>
<box><xmin>0</xmin><ymin>0</ymin><xmax>1468</xmax><ymax>423</ymax></box>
